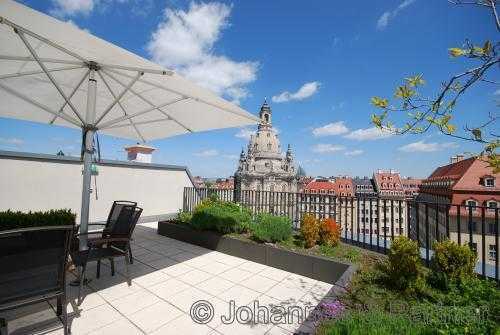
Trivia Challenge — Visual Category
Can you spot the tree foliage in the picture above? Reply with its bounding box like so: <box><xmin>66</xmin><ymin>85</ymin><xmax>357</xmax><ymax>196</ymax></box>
<box><xmin>371</xmin><ymin>1</ymin><xmax>499</xmax><ymax>172</ymax></box>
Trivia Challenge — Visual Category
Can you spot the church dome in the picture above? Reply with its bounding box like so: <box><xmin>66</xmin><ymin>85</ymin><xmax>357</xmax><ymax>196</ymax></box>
<box><xmin>235</xmin><ymin>99</ymin><xmax>297</xmax><ymax>193</ymax></box>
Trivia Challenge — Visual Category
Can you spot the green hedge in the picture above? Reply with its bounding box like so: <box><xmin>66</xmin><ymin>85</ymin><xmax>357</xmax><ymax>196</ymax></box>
<box><xmin>317</xmin><ymin>310</ymin><xmax>427</xmax><ymax>335</ymax></box>
<box><xmin>0</xmin><ymin>209</ymin><xmax>76</xmax><ymax>231</ymax></box>
<box><xmin>385</xmin><ymin>236</ymin><xmax>424</xmax><ymax>292</ymax></box>
<box><xmin>190</xmin><ymin>201</ymin><xmax>251</xmax><ymax>234</ymax></box>
<box><xmin>250</xmin><ymin>213</ymin><xmax>293</xmax><ymax>243</ymax></box>
<box><xmin>430</xmin><ymin>239</ymin><xmax>477</xmax><ymax>289</ymax></box>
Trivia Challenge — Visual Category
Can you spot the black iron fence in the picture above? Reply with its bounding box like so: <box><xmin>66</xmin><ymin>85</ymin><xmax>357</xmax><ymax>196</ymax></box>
<box><xmin>182</xmin><ymin>187</ymin><xmax>499</xmax><ymax>281</ymax></box>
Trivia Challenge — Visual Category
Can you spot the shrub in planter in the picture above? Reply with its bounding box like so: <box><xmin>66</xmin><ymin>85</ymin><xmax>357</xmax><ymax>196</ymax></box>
<box><xmin>429</xmin><ymin>239</ymin><xmax>477</xmax><ymax>289</ymax></box>
<box><xmin>300</xmin><ymin>213</ymin><xmax>320</xmax><ymax>248</ymax></box>
<box><xmin>385</xmin><ymin>236</ymin><xmax>423</xmax><ymax>291</ymax></box>
<box><xmin>0</xmin><ymin>209</ymin><xmax>76</xmax><ymax>231</ymax></box>
<box><xmin>193</xmin><ymin>193</ymin><xmax>221</xmax><ymax>214</ymax></box>
<box><xmin>319</xmin><ymin>217</ymin><xmax>341</xmax><ymax>247</ymax></box>
<box><xmin>250</xmin><ymin>213</ymin><xmax>293</xmax><ymax>243</ymax></box>
<box><xmin>190</xmin><ymin>201</ymin><xmax>251</xmax><ymax>234</ymax></box>
<box><xmin>176</xmin><ymin>210</ymin><xmax>192</xmax><ymax>224</ymax></box>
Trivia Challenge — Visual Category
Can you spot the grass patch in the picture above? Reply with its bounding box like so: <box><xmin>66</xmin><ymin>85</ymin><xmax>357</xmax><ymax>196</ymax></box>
<box><xmin>317</xmin><ymin>310</ymin><xmax>428</xmax><ymax>335</ymax></box>
<box><xmin>321</xmin><ymin>253</ymin><xmax>500</xmax><ymax>335</ymax></box>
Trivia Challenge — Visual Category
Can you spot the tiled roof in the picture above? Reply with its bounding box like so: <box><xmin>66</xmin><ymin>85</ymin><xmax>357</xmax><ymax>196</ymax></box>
<box><xmin>305</xmin><ymin>180</ymin><xmax>336</xmax><ymax>190</ymax></box>
<box><xmin>427</xmin><ymin>157</ymin><xmax>475</xmax><ymax>180</ymax></box>
<box><xmin>373</xmin><ymin>172</ymin><xmax>403</xmax><ymax>191</ymax></box>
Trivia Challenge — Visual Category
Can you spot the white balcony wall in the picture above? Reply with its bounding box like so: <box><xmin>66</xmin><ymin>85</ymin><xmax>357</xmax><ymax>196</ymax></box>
<box><xmin>0</xmin><ymin>151</ymin><xmax>194</xmax><ymax>223</ymax></box>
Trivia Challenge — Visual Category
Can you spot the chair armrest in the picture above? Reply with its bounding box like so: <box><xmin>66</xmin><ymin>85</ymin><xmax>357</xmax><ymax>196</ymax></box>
<box><xmin>88</xmin><ymin>237</ymin><xmax>129</xmax><ymax>247</ymax></box>
<box><xmin>74</xmin><ymin>231</ymin><xmax>103</xmax><ymax>237</ymax></box>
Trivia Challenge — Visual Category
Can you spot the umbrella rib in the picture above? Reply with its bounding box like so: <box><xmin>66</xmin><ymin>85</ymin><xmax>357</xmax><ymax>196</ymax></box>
<box><xmin>104</xmin><ymin>117</ymin><xmax>171</xmax><ymax>130</ymax></box>
<box><xmin>16</xmin><ymin>31</ymin><xmax>85</xmax><ymax>125</ymax></box>
<box><xmin>94</xmin><ymin>71</ymin><xmax>143</xmax><ymax>126</ymax></box>
<box><xmin>1</xmin><ymin>17</ymin><xmax>87</xmax><ymax>63</ymax></box>
<box><xmin>0</xmin><ymin>65</ymin><xmax>84</xmax><ymax>80</ymax></box>
<box><xmin>0</xmin><ymin>81</ymin><xmax>81</xmax><ymax>127</ymax></box>
<box><xmin>96</xmin><ymin>70</ymin><xmax>146</xmax><ymax>142</ymax></box>
<box><xmin>99</xmin><ymin>63</ymin><xmax>174</xmax><ymax>76</ymax></box>
<box><xmin>101</xmin><ymin>69</ymin><xmax>193</xmax><ymax>132</ymax></box>
<box><xmin>0</xmin><ymin>55</ymin><xmax>85</xmax><ymax>66</ymax></box>
<box><xmin>49</xmin><ymin>69</ymin><xmax>90</xmax><ymax>125</ymax></box>
<box><xmin>105</xmin><ymin>68</ymin><xmax>260</xmax><ymax>123</ymax></box>
<box><xmin>97</xmin><ymin>96</ymin><xmax>189</xmax><ymax>129</ymax></box>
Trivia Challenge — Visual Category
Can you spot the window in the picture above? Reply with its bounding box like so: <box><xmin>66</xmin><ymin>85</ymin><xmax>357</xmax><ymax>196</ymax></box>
<box><xmin>487</xmin><ymin>201</ymin><xmax>497</xmax><ymax>212</ymax></box>
<box><xmin>485</xmin><ymin>178</ymin><xmax>495</xmax><ymax>187</ymax></box>
<box><xmin>489</xmin><ymin>223</ymin><xmax>498</xmax><ymax>234</ymax></box>
<box><xmin>466</xmin><ymin>200</ymin><xmax>477</xmax><ymax>210</ymax></box>
<box><xmin>267</xmin><ymin>132</ymin><xmax>270</xmax><ymax>138</ymax></box>
<box><xmin>267</xmin><ymin>143</ymin><xmax>272</xmax><ymax>150</ymax></box>
<box><xmin>470</xmin><ymin>242</ymin><xmax>477</xmax><ymax>253</ymax></box>
<box><xmin>489</xmin><ymin>245</ymin><xmax>497</xmax><ymax>261</ymax></box>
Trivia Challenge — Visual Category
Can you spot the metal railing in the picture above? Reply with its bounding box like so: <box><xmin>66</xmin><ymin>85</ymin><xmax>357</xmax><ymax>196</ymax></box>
<box><xmin>182</xmin><ymin>187</ymin><xmax>499</xmax><ymax>281</ymax></box>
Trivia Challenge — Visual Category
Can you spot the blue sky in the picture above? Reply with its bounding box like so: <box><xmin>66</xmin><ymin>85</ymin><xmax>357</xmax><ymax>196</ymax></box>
<box><xmin>0</xmin><ymin>0</ymin><xmax>497</xmax><ymax>178</ymax></box>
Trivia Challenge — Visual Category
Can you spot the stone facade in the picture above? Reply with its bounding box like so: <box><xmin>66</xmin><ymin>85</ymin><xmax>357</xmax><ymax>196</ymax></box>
<box><xmin>234</xmin><ymin>100</ymin><xmax>298</xmax><ymax>193</ymax></box>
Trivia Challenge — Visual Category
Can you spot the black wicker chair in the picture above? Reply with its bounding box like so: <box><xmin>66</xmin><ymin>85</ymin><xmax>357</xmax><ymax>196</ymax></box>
<box><xmin>71</xmin><ymin>205</ymin><xmax>142</xmax><ymax>304</ymax></box>
<box><xmin>84</xmin><ymin>201</ymin><xmax>137</xmax><ymax>263</ymax></box>
<box><xmin>0</xmin><ymin>225</ymin><xmax>74</xmax><ymax>335</ymax></box>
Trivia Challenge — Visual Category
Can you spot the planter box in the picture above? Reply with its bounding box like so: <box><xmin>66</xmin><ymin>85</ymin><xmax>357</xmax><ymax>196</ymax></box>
<box><xmin>158</xmin><ymin>221</ymin><xmax>353</xmax><ymax>285</ymax></box>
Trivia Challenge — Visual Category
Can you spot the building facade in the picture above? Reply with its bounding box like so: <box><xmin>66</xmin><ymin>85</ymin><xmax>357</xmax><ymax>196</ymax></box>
<box><xmin>234</xmin><ymin>100</ymin><xmax>298</xmax><ymax>193</ymax></box>
<box><xmin>418</xmin><ymin>156</ymin><xmax>499</xmax><ymax>266</ymax></box>
<box><xmin>352</xmin><ymin>176</ymin><xmax>377</xmax><ymax>197</ymax></box>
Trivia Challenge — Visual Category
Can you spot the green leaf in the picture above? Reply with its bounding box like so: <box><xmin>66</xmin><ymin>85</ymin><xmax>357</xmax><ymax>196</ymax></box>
<box><xmin>444</xmin><ymin>124</ymin><xmax>456</xmax><ymax>134</ymax></box>
<box><xmin>472</xmin><ymin>46</ymin><xmax>484</xmax><ymax>56</ymax></box>
<box><xmin>483</xmin><ymin>40</ymin><xmax>492</xmax><ymax>55</ymax></box>
<box><xmin>394</xmin><ymin>85</ymin><xmax>415</xmax><ymax>99</ymax></box>
<box><xmin>405</xmin><ymin>74</ymin><xmax>425</xmax><ymax>87</ymax></box>
<box><xmin>448</xmin><ymin>48</ymin><xmax>465</xmax><ymax>57</ymax></box>
<box><xmin>371</xmin><ymin>114</ymin><xmax>382</xmax><ymax>128</ymax></box>
<box><xmin>472</xmin><ymin>128</ymin><xmax>482</xmax><ymax>141</ymax></box>
<box><xmin>371</xmin><ymin>97</ymin><xmax>388</xmax><ymax>108</ymax></box>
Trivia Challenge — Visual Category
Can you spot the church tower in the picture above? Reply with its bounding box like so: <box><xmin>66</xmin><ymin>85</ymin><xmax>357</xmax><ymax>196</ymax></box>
<box><xmin>235</xmin><ymin>100</ymin><xmax>298</xmax><ymax>193</ymax></box>
<box><xmin>259</xmin><ymin>99</ymin><xmax>272</xmax><ymax>127</ymax></box>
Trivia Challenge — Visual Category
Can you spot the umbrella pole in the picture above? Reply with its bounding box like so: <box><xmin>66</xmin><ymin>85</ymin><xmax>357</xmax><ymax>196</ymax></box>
<box><xmin>79</xmin><ymin>66</ymin><xmax>97</xmax><ymax>250</ymax></box>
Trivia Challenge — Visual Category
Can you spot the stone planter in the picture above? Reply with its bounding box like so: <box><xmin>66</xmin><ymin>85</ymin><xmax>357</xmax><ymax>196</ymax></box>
<box><xmin>158</xmin><ymin>221</ymin><xmax>355</xmax><ymax>285</ymax></box>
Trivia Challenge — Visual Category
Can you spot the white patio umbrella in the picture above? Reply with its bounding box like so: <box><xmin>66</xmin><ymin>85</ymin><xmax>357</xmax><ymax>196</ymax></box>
<box><xmin>0</xmin><ymin>0</ymin><xmax>259</xmax><ymax>249</ymax></box>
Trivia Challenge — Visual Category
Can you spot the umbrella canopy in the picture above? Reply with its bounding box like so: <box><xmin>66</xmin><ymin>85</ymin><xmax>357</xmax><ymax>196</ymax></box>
<box><xmin>0</xmin><ymin>0</ymin><xmax>259</xmax><ymax>248</ymax></box>
<box><xmin>0</xmin><ymin>0</ymin><xmax>258</xmax><ymax>140</ymax></box>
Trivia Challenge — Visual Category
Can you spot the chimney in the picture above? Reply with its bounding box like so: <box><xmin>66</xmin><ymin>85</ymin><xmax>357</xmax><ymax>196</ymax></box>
<box><xmin>124</xmin><ymin>143</ymin><xmax>156</xmax><ymax>163</ymax></box>
<box><xmin>450</xmin><ymin>155</ymin><xmax>459</xmax><ymax>164</ymax></box>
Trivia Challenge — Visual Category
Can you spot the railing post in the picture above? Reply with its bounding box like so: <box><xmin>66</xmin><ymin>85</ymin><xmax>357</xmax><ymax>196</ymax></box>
<box><xmin>425</xmin><ymin>203</ymin><xmax>430</xmax><ymax>266</ymax></box>
<box><xmin>481</xmin><ymin>206</ymin><xmax>486</xmax><ymax>277</ymax></box>
<box><xmin>495</xmin><ymin>208</ymin><xmax>499</xmax><ymax>282</ymax></box>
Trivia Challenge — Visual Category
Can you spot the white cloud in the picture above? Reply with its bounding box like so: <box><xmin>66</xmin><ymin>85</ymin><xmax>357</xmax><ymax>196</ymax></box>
<box><xmin>147</xmin><ymin>2</ymin><xmax>258</xmax><ymax>103</ymax></box>
<box><xmin>345</xmin><ymin>149</ymin><xmax>363</xmax><ymax>156</ymax></box>
<box><xmin>398</xmin><ymin>141</ymin><xmax>459</xmax><ymax>153</ymax></box>
<box><xmin>344</xmin><ymin>127</ymin><xmax>392</xmax><ymax>141</ymax></box>
<box><xmin>376</xmin><ymin>0</ymin><xmax>416</xmax><ymax>30</ymax></box>
<box><xmin>311</xmin><ymin>144</ymin><xmax>345</xmax><ymax>154</ymax></box>
<box><xmin>235</xmin><ymin>127</ymin><xmax>254</xmax><ymax>140</ymax></box>
<box><xmin>50</xmin><ymin>0</ymin><xmax>95</xmax><ymax>17</ymax></box>
<box><xmin>272</xmin><ymin>81</ymin><xmax>321</xmax><ymax>103</ymax></box>
<box><xmin>194</xmin><ymin>149</ymin><xmax>219</xmax><ymax>157</ymax></box>
<box><xmin>65</xmin><ymin>19</ymin><xmax>90</xmax><ymax>33</ymax></box>
<box><xmin>222</xmin><ymin>154</ymin><xmax>238</xmax><ymax>160</ymax></box>
<box><xmin>312</xmin><ymin>121</ymin><xmax>349</xmax><ymax>137</ymax></box>
<box><xmin>50</xmin><ymin>0</ymin><xmax>153</xmax><ymax>18</ymax></box>
<box><xmin>0</xmin><ymin>137</ymin><xmax>24</xmax><ymax>146</ymax></box>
